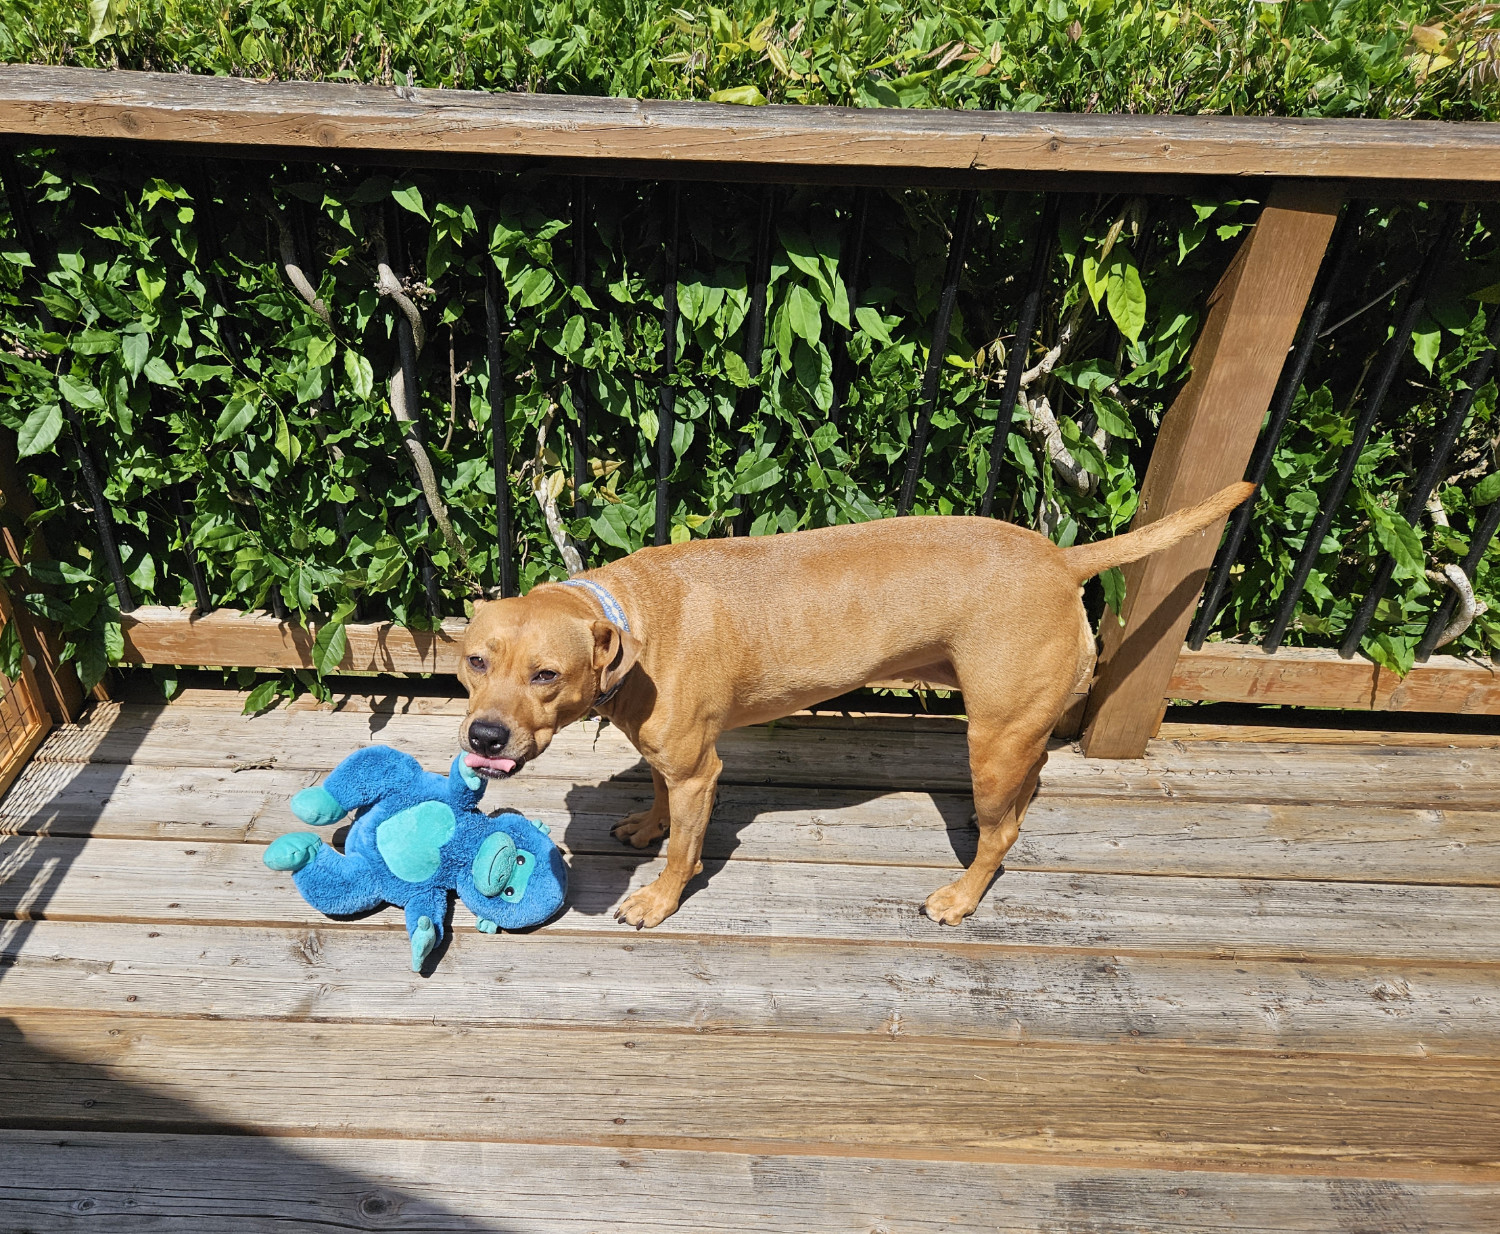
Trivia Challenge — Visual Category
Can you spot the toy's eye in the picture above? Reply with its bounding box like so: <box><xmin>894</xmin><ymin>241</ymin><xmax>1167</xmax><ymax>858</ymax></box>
<box><xmin>502</xmin><ymin>886</ymin><xmax>515</xmax><ymax>897</ymax></box>
<box><xmin>531</xmin><ymin>669</ymin><xmax>559</xmax><ymax>685</ymax></box>
<box><xmin>467</xmin><ymin>655</ymin><xmax>487</xmax><ymax>674</ymax></box>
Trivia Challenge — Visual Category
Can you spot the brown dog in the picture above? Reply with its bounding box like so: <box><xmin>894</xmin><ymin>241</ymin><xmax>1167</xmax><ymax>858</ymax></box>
<box><xmin>458</xmin><ymin>481</ymin><xmax>1253</xmax><ymax>929</ymax></box>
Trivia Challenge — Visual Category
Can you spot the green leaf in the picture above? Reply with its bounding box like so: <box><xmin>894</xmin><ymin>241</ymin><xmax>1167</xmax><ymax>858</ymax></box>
<box><xmin>306</xmin><ymin>337</ymin><xmax>336</xmax><ymax>369</ymax></box>
<box><xmin>517</xmin><ymin>267</ymin><xmax>556</xmax><ymax>309</ymax></box>
<box><xmin>1081</xmin><ymin>254</ymin><xmax>1106</xmax><ymax>311</ymax></box>
<box><xmin>1100</xmin><ymin>567</ymin><xmax>1127</xmax><ymax>623</ymax></box>
<box><xmin>273</xmin><ymin>407</ymin><xmax>300</xmax><ymax>464</ymax></box>
<box><xmin>723</xmin><ymin>351</ymin><xmax>752</xmax><ymax>388</ymax></box>
<box><xmin>87</xmin><ymin>0</ymin><xmax>116</xmax><ymax>42</ymax></box>
<box><xmin>1105</xmin><ymin>254</ymin><xmax>1146</xmax><ymax>343</ymax></box>
<box><xmin>591</xmin><ymin>503</ymin><xmax>637</xmax><ymax>553</ymax></box>
<box><xmin>1411</xmin><ymin>328</ymin><xmax>1441</xmax><ymax>373</ymax></box>
<box><xmin>560</xmin><ymin>314</ymin><xmax>586</xmax><ymax>356</ymax></box>
<box><xmin>312</xmin><ymin>619</ymin><xmax>348</xmax><ymax>677</ymax></box>
<box><xmin>1090</xmin><ymin>393</ymin><xmax>1136</xmax><ymax>441</ymax></box>
<box><xmin>120</xmin><ymin>329</ymin><xmax>149</xmax><ymax>379</ymax></box>
<box><xmin>143</xmin><ymin>356</ymin><xmax>179</xmax><ymax>388</ymax></box>
<box><xmin>854</xmin><ymin>305</ymin><xmax>892</xmax><ymax>346</ymax></box>
<box><xmin>786</xmin><ymin>285</ymin><xmax>821</xmax><ymax>347</ymax></box>
<box><xmin>732</xmin><ymin>455</ymin><xmax>784</xmax><ymax>494</ymax></box>
<box><xmin>0</xmin><ymin>614</ymin><xmax>23</xmax><ymax>681</ymax></box>
<box><xmin>1473</xmin><ymin>471</ymin><xmax>1500</xmax><ymax>506</ymax></box>
<box><xmin>343</xmin><ymin>350</ymin><xmax>374</xmax><ymax>400</ymax></box>
<box><xmin>16</xmin><ymin>403</ymin><xmax>63</xmax><ymax>457</ymax></box>
<box><xmin>242</xmin><ymin>678</ymin><xmax>282</xmax><ymax>716</ymax></box>
<box><xmin>214</xmin><ymin>395</ymin><xmax>257</xmax><ymax>443</ymax></box>
<box><xmin>708</xmin><ymin>85</ymin><xmax>768</xmax><ymax>105</ymax></box>
<box><xmin>57</xmin><ymin>374</ymin><xmax>105</xmax><ymax>411</ymax></box>
<box><xmin>73</xmin><ymin>329</ymin><xmax>120</xmax><ymax>355</ymax></box>
<box><xmin>392</xmin><ymin>183</ymin><xmax>428</xmax><ymax>220</ymax></box>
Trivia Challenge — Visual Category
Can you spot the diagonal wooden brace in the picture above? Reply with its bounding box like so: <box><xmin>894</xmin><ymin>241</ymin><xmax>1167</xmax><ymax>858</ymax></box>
<box><xmin>1080</xmin><ymin>181</ymin><xmax>1344</xmax><ymax>758</ymax></box>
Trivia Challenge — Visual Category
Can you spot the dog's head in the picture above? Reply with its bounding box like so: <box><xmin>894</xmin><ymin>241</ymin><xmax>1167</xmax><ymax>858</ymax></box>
<box><xmin>457</xmin><ymin>587</ymin><xmax>640</xmax><ymax>779</ymax></box>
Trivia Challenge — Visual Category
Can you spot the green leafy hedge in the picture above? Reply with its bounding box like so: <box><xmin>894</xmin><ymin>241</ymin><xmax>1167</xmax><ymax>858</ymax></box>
<box><xmin>1</xmin><ymin>2</ymin><xmax>1498</xmax><ymax>709</ymax></box>
<box><xmin>4</xmin><ymin>0</ymin><xmax>1496</xmax><ymax>120</ymax></box>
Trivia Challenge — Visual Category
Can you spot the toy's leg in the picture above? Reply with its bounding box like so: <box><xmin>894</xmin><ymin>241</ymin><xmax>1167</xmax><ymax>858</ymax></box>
<box><xmin>291</xmin><ymin>745</ymin><xmax>431</xmax><ymax>827</ymax></box>
<box><xmin>285</xmin><ymin>842</ymin><xmax>388</xmax><ymax>918</ymax></box>
<box><xmin>404</xmin><ymin>887</ymin><xmax>449</xmax><ymax>974</ymax></box>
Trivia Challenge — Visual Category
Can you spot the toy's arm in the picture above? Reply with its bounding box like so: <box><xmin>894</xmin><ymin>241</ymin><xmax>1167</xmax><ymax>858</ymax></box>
<box><xmin>290</xmin><ymin>744</ymin><xmax>426</xmax><ymax>826</ymax></box>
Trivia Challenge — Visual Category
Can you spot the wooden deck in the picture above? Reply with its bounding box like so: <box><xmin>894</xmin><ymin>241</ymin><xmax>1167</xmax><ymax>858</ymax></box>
<box><xmin>1</xmin><ymin>689</ymin><xmax>1497</xmax><ymax>1230</ymax></box>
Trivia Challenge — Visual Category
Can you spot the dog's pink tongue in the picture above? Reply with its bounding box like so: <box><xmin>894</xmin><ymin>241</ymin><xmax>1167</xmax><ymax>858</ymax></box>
<box><xmin>464</xmin><ymin>753</ymin><xmax>517</xmax><ymax>774</ymax></box>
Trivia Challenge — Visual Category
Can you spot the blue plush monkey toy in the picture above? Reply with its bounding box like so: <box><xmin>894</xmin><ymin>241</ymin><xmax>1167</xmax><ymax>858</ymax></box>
<box><xmin>263</xmin><ymin>745</ymin><xmax>568</xmax><ymax>972</ymax></box>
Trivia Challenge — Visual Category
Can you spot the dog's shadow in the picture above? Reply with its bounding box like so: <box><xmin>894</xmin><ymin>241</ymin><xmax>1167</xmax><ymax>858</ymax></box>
<box><xmin>489</xmin><ymin>757</ymin><xmax>978</xmax><ymax>920</ymax></box>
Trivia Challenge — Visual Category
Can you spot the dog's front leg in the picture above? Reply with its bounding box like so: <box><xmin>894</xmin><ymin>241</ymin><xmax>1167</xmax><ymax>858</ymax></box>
<box><xmin>614</xmin><ymin>748</ymin><xmax>721</xmax><ymax>929</ymax></box>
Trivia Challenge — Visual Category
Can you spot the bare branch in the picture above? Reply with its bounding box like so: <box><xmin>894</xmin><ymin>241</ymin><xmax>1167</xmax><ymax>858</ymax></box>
<box><xmin>1427</xmin><ymin>563</ymin><xmax>1487</xmax><ymax>648</ymax></box>
<box><xmin>372</xmin><ymin>218</ymin><xmax>467</xmax><ymax>568</ymax></box>
<box><xmin>262</xmin><ymin>198</ymin><xmax>329</xmax><ymax>323</ymax></box>
<box><xmin>520</xmin><ymin>406</ymin><xmax>584</xmax><ymax>575</ymax></box>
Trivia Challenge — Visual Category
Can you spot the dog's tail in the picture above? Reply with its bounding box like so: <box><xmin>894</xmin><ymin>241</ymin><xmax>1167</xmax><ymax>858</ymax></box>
<box><xmin>1060</xmin><ymin>481</ymin><xmax>1255</xmax><ymax>584</ymax></box>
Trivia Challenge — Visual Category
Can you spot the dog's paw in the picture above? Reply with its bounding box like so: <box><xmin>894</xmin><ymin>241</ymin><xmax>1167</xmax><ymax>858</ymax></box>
<box><xmin>614</xmin><ymin>880</ymin><xmax>681</xmax><ymax>929</ymax></box>
<box><xmin>612</xmin><ymin>811</ymin><xmax>669</xmax><ymax>849</ymax></box>
<box><xmin>922</xmin><ymin>880</ymin><xmax>979</xmax><ymax>927</ymax></box>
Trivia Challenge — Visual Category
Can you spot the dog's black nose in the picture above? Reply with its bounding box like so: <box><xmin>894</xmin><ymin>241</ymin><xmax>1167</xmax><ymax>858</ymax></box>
<box><xmin>467</xmin><ymin>719</ymin><xmax>511</xmax><ymax>757</ymax></box>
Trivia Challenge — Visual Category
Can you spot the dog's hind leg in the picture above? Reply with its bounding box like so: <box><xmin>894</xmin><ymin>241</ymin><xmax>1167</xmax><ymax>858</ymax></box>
<box><xmin>612</xmin><ymin>767</ymin><xmax>671</xmax><ymax>849</ymax></box>
<box><xmin>923</xmin><ymin>719</ymin><xmax>1048</xmax><ymax>926</ymax></box>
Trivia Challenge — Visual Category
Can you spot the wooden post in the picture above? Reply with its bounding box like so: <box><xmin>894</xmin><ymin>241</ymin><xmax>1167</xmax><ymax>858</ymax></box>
<box><xmin>1080</xmin><ymin>181</ymin><xmax>1343</xmax><ymax>759</ymax></box>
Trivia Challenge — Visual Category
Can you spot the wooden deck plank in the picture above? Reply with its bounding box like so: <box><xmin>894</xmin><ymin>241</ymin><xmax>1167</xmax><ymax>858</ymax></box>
<box><xmin>4</xmin><ymin>1013</ymin><xmax>1497</xmax><ymax>1171</ymax></box>
<box><xmin>5</xmin><ymin>760</ymin><xmax>1498</xmax><ymax>886</ymax></box>
<box><xmin>6</xmin><ymin>1130</ymin><xmax>1494</xmax><ymax>1234</ymax></box>
<box><xmin>26</xmin><ymin>703</ymin><xmax>1500</xmax><ymax>807</ymax></box>
<box><xmin>4</xmin><ymin>921</ymin><xmax>1494</xmax><ymax>1058</ymax></box>
<box><xmin>4</xmin><ymin>835</ymin><xmax>1496</xmax><ymax>962</ymax></box>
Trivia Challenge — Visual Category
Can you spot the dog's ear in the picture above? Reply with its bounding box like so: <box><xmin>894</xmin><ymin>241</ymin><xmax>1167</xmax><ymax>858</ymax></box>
<box><xmin>591</xmin><ymin>620</ymin><xmax>641</xmax><ymax>696</ymax></box>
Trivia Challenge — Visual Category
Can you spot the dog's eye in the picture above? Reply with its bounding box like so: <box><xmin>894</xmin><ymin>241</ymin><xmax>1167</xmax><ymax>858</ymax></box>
<box><xmin>530</xmin><ymin>669</ymin><xmax>559</xmax><ymax>685</ymax></box>
<box><xmin>467</xmin><ymin>655</ymin><xmax>487</xmax><ymax>674</ymax></box>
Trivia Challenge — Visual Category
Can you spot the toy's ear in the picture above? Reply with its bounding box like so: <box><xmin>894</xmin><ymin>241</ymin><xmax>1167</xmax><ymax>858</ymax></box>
<box><xmin>591</xmin><ymin>620</ymin><xmax>641</xmax><ymax>699</ymax></box>
<box><xmin>451</xmin><ymin>752</ymin><xmax>487</xmax><ymax>799</ymax></box>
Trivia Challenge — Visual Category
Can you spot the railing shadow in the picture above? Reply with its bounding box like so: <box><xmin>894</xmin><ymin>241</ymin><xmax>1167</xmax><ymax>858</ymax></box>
<box><xmin>0</xmin><ymin>1017</ymin><xmax>502</xmax><ymax>1231</ymax></box>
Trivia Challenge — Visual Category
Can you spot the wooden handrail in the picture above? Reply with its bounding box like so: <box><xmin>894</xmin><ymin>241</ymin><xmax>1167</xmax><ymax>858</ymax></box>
<box><xmin>2</xmin><ymin>66</ymin><xmax>1499</xmax><ymax>192</ymax></box>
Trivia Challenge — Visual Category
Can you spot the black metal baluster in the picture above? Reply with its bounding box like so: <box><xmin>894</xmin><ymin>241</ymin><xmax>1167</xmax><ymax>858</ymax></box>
<box><xmin>1340</xmin><ymin>296</ymin><xmax>1500</xmax><ymax>658</ymax></box>
<box><xmin>389</xmin><ymin>205</ymin><xmax>443</xmax><ymax>620</ymax></box>
<box><xmin>142</xmin><ymin>410</ymin><xmax>212</xmax><ymax>613</ymax></box>
<box><xmin>287</xmin><ymin>196</ymin><xmax>361</xmax><ymax>619</ymax></box>
<box><xmin>1262</xmin><ymin>204</ymin><xmax>1461</xmax><ymax>653</ymax></box>
<box><xmin>484</xmin><ymin>253</ymin><xmax>517</xmax><ymax>598</ymax></box>
<box><xmin>829</xmin><ymin>186</ymin><xmax>870</xmax><ymax>427</ymax></box>
<box><xmin>655</xmin><ymin>184</ymin><xmax>682</xmax><ymax>547</ymax></box>
<box><xmin>1416</xmin><ymin>495</ymin><xmax>1500</xmax><ymax>662</ymax></box>
<box><xmin>2</xmin><ymin>145</ymin><xmax>136</xmax><ymax>612</ymax></box>
<box><xmin>731</xmin><ymin>185</ymin><xmax>775</xmax><ymax>538</ymax></box>
<box><xmin>1189</xmin><ymin>205</ymin><xmax>1361</xmax><ymax>650</ymax></box>
<box><xmin>192</xmin><ymin>164</ymin><xmax>241</xmax><ymax>362</ymax></box>
<box><xmin>569</xmin><ymin>179</ymin><xmax>590</xmax><ymax>499</ymax></box>
<box><xmin>897</xmin><ymin>189</ymin><xmax>978</xmax><ymax>517</ymax></box>
<box><xmin>980</xmin><ymin>193</ymin><xmax>1058</xmax><ymax>519</ymax></box>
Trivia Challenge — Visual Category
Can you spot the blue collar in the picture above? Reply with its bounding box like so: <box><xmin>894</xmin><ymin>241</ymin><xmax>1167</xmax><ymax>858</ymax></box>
<box><xmin>560</xmin><ymin>578</ymin><xmax>631</xmax><ymax>633</ymax></box>
<box><xmin>559</xmin><ymin>578</ymin><xmax>632</xmax><ymax>708</ymax></box>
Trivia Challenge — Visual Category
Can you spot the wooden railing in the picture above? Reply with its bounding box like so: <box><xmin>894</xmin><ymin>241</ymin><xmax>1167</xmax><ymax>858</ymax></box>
<box><xmin>2</xmin><ymin>65</ymin><xmax>1498</xmax><ymax>760</ymax></box>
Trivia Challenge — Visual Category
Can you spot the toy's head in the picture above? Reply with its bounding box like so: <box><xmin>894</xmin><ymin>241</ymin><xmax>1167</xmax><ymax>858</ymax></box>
<box><xmin>457</xmin><ymin>587</ymin><xmax>639</xmax><ymax>780</ymax></box>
